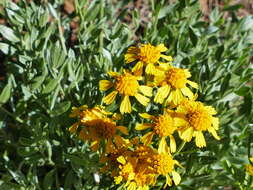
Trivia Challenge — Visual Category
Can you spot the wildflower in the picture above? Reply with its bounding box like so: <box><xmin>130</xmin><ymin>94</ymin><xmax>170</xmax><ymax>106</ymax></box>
<box><xmin>125</xmin><ymin>43</ymin><xmax>172</xmax><ymax>75</ymax></box>
<box><xmin>115</xmin><ymin>155</ymin><xmax>156</xmax><ymax>190</ymax></box>
<box><xmin>100</xmin><ymin>146</ymin><xmax>132</xmax><ymax>177</ymax></box>
<box><xmin>99</xmin><ymin>70</ymin><xmax>153</xmax><ymax>114</ymax></box>
<box><xmin>154</xmin><ymin>66</ymin><xmax>198</xmax><ymax>105</ymax></box>
<box><xmin>135</xmin><ymin>111</ymin><xmax>178</xmax><ymax>153</ymax></box>
<box><xmin>246</xmin><ymin>157</ymin><xmax>253</xmax><ymax>176</ymax></box>
<box><xmin>68</xmin><ymin>105</ymin><xmax>110</xmax><ymax>133</ymax></box>
<box><xmin>79</xmin><ymin>117</ymin><xmax>129</xmax><ymax>153</ymax></box>
<box><xmin>149</xmin><ymin>153</ymin><xmax>181</xmax><ymax>187</ymax></box>
<box><xmin>176</xmin><ymin>100</ymin><xmax>220</xmax><ymax>148</ymax></box>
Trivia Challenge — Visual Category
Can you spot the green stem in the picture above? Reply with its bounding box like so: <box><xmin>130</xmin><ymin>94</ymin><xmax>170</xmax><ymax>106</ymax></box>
<box><xmin>174</xmin><ymin>141</ymin><xmax>186</xmax><ymax>155</ymax></box>
<box><xmin>248</xmin><ymin>133</ymin><xmax>252</xmax><ymax>163</ymax></box>
<box><xmin>0</xmin><ymin>106</ymin><xmax>24</xmax><ymax>123</ymax></box>
<box><xmin>57</xmin><ymin>18</ymin><xmax>67</xmax><ymax>55</ymax></box>
<box><xmin>99</xmin><ymin>0</ymin><xmax>104</xmax><ymax>54</ymax></box>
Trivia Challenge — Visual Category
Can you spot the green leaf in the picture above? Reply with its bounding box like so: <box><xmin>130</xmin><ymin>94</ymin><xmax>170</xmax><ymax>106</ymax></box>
<box><xmin>223</xmin><ymin>4</ymin><xmax>243</xmax><ymax>11</ymax></box>
<box><xmin>0</xmin><ymin>42</ymin><xmax>16</xmax><ymax>55</ymax></box>
<box><xmin>234</xmin><ymin>86</ymin><xmax>250</xmax><ymax>96</ymax></box>
<box><xmin>0</xmin><ymin>80</ymin><xmax>12</xmax><ymax>104</ymax></box>
<box><xmin>50</xmin><ymin>101</ymin><xmax>71</xmax><ymax>116</ymax></box>
<box><xmin>42</xmin><ymin>78</ymin><xmax>60</xmax><ymax>94</ymax></box>
<box><xmin>43</xmin><ymin>169</ymin><xmax>55</xmax><ymax>190</ymax></box>
<box><xmin>189</xmin><ymin>26</ymin><xmax>198</xmax><ymax>46</ymax></box>
<box><xmin>0</xmin><ymin>25</ymin><xmax>19</xmax><ymax>42</ymax></box>
<box><xmin>240</xmin><ymin>16</ymin><xmax>253</xmax><ymax>32</ymax></box>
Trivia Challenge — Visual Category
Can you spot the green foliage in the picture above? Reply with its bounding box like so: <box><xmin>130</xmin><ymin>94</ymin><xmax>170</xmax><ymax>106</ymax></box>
<box><xmin>0</xmin><ymin>0</ymin><xmax>252</xmax><ymax>189</ymax></box>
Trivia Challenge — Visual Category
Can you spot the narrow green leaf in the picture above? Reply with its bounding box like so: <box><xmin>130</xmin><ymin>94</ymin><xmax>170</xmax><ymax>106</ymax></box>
<box><xmin>42</xmin><ymin>78</ymin><xmax>60</xmax><ymax>94</ymax></box>
<box><xmin>43</xmin><ymin>169</ymin><xmax>55</xmax><ymax>190</ymax></box>
<box><xmin>0</xmin><ymin>81</ymin><xmax>12</xmax><ymax>104</ymax></box>
<box><xmin>0</xmin><ymin>25</ymin><xmax>19</xmax><ymax>42</ymax></box>
<box><xmin>50</xmin><ymin>101</ymin><xmax>71</xmax><ymax>116</ymax></box>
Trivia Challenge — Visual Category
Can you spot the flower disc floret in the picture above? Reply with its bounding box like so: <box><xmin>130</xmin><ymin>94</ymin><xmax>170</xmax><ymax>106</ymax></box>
<box><xmin>176</xmin><ymin>100</ymin><xmax>220</xmax><ymax>148</ymax></box>
<box><xmin>99</xmin><ymin>70</ymin><xmax>153</xmax><ymax>114</ymax></box>
<box><xmin>154</xmin><ymin>115</ymin><xmax>176</xmax><ymax>137</ymax></box>
<box><xmin>87</xmin><ymin>118</ymin><xmax>116</xmax><ymax>139</ymax></box>
<box><xmin>115</xmin><ymin>73</ymin><xmax>139</xmax><ymax>96</ymax></box>
<box><xmin>187</xmin><ymin>111</ymin><xmax>211</xmax><ymax>131</ymax></box>
<box><xmin>125</xmin><ymin>43</ymin><xmax>173</xmax><ymax>75</ymax></box>
<box><xmin>151</xmin><ymin>154</ymin><xmax>174</xmax><ymax>175</ymax></box>
<box><xmin>166</xmin><ymin>68</ymin><xmax>188</xmax><ymax>89</ymax></box>
<box><xmin>154</xmin><ymin>66</ymin><xmax>198</xmax><ymax>105</ymax></box>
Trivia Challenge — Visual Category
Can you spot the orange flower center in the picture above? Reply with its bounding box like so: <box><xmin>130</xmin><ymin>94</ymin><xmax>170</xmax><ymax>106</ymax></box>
<box><xmin>87</xmin><ymin>119</ymin><xmax>116</xmax><ymax>139</ymax></box>
<box><xmin>115</xmin><ymin>73</ymin><xmax>139</xmax><ymax>96</ymax></box>
<box><xmin>187</xmin><ymin>111</ymin><xmax>212</xmax><ymax>131</ymax></box>
<box><xmin>166</xmin><ymin>68</ymin><xmax>187</xmax><ymax>89</ymax></box>
<box><xmin>153</xmin><ymin>115</ymin><xmax>176</xmax><ymax>137</ymax></box>
<box><xmin>137</xmin><ymin>44</ymin><xmax>160</xmax><ymax>64</ymax></box>
<box><xmin>151</xmin><ymin>154</ymin><xmax>174</xmax><ymax>175</ymax></box>
<box><xmin>134</xmin><ymin>145</ymin><xmax>153</xmax><ymax>160</ymax></box>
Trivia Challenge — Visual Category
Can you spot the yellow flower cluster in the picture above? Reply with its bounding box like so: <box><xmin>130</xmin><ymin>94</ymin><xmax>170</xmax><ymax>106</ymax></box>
<box><xmin>69</xmin><ymin>43</ymin><xmax>220</xmax><ymax>189</ymax></box>
<box><xmin>246</xmin><ymin>157</ymin><xmax>253</xmax><ymax>176</ymax></box>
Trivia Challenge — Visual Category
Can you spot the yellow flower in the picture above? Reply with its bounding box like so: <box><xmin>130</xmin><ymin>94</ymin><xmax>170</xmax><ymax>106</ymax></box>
<box><xmin>154</xmin><ymin>66</ymin><xmax>198</xmax><ymax>105</ymax></box>
<box><xmin>115</xmin><ymin>155</ymin><xmax>155</xmax><ymax>190</ymax></box>
<box><xmin>135</xmin><ymin>111</ymin><xmax>178</xmax><ymax>153</ymax></box>
<box><xmin>246</xmin><ymin>164</ymin><xmax>253</xmax><ymax>176</ymax></box>
<box><xmin>246</xmin><ymin>157</ymin><xmax>253</xmax><ymax>176</ymax></box>
<box><xmin>175</xmin><ymin>100</ymin><xmax>220</xmax><ymax>148</ymax></box>
<box><xmin>79</xmin><ymin>117</ymin><xmax>129</xmax><ymax>153</ymax></box>
<box><xmin>125</xmin><ymin>43</ymin><xmax>172</xmax><ymax>75</ymax></box>
<box><xmin>68</xmin><ymin>105</ymin><xmax>113</xmax><ymax>133</ymax></box>
<box><xmin>68</xmin><ymin>105</ymin><xmax>109</xmax><ymax>133</ymax></box>
<box><xmin>99</xmin><ymin>70</ymin><xmax>153</xmax><ymax>114</ymax></box>
<box><xmin>149</xmin><ymin>153</ymin><xmax>181</xmax><ymax>187</ymax></box>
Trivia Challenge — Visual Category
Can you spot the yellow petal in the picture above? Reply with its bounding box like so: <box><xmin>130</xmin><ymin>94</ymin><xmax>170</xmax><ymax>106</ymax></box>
<box><xmin>120</xmin><ymin>95</ymin><xmax>132</xmax><ymax>114</ymax></box>
<box><xmin>135</xmin><ymin>93</ymin><xmax>150</xmax><ymax>106</ymax></box>
<box><xmin>139</xmin><ymin>85</ymin><xmax>153</xmax><ymax>97</ymax></box>
<box><xmin>160</xmin><ymin>54</ymin><xmax>173</xmax><ymax>62</ymax></box>
<box><xmin>195</xmin><ymin>131</ymin><xmax>206</xmax><ymax>148</ymax></box>
<box><xmin>125</xmin><ymin>53</ymin><xmax>137</xmax><ymax>63</ymax></box>
<box><xmin>173</xmin><ymin>89</ymin><xmax>183</xmax><ymax>105</ymax></box>
<box><xmin>145</xmin><ymin>63</ymin><xmax>157</xmax><ymax>75</ymax></box>
<box><xmin>172</xmin><ymin>171</ymin><xmax>181</xmax><ymax>185</ymax></box>
<box><xmin>250</xmin><ymin>157</ymin><xmax>253</xmax><ymax>163</ymax></box>
<box><xmin>212</xmin><ymin>117</ymin><xmax>219</xmax><ymax>130</ymax></box>
<box><xmin>156</xmin><ymin>44</ymin><xmax>168</xmax><ymax>52</ymax></box>
<box><xmin>99</xmin><ymin>80</ymin><xmax>113</xmax><ymax>91</ymax></box>
<box><xmin>208</xmin><ymin>127</ymin><xmax>220</xmax><ymax>140</ymax></box>
<box><xmin>107</xmin><ymin>71</ymin><xmax>119</xmax><ymax>77</ymax></box>
<box><xmin>205</xmin><ymin>106</ymin><xmax>217</xmax><ymax>115</ymax></box>
<box><xmin>139</xmin><ymin>113</ymin><xmax>154</xmax><ymax>120</ymax></box>
<box><xmin>181</xmin><ymin>127</ymin><xmax>193</xmax><ymax>142</ymax></box>
<box><xmin>170</xmin><ymin>135</ymin><xmax>177</xmax><ymax>153</ymax></box>
<box><xmin>158</xmin><ymin>137</ymin><xmax>169</xmax><ymax>154</ymax></box>
<box><xmin>154</xmin><ymin>85</ymin><xmax>170</xmax><ymax>104</ymax></box>
<box><xmin>132</xmin><ymin>61</ymin><xmax>143</xmax><ymax>72</ymax></box>
<box><xmin>114</xmin><ymin>176</ymin><xmax>123</xmax><ymax>184</ymax></box>
<box><xmin>117</xmin><ymin>126</ymin><xmax>129</xmax><ymax>135</ymax></box>
<box><xmin>91</xmin><ymin>140</ymin><xmax>100</xmax><ymax>151</ymax></box>
<box><xmin>181</xmin><ymin>87</ymin><xmax>194</xmax><ymax>100</ymax></box>
<box><xmin>117</xmin><ymin>156</ymin><xmax>126</xmax><ymax>164</ymax></box>
<box><xmin>165</xmin><ymin>175</ymin><xmax>172</xmax><ymax>187</ymax></box>
<box><xmin>103</xmin><ymin>91</ymin><xmax>118</xmax><ymax>105</ymax></box>
<box><xmin>135</xmin><ymin>123</ymin><xmax>152</xmax><ymax>130</ymax></box>
<box><xmin>141</xmin><ymin>131</ymin><xmax>154</xmax><ymax>145</ymax></box>
<box><xmin>187</xmin><ymin>80</ymin><xmax>198</xmax><ymax>89</ymax></box>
